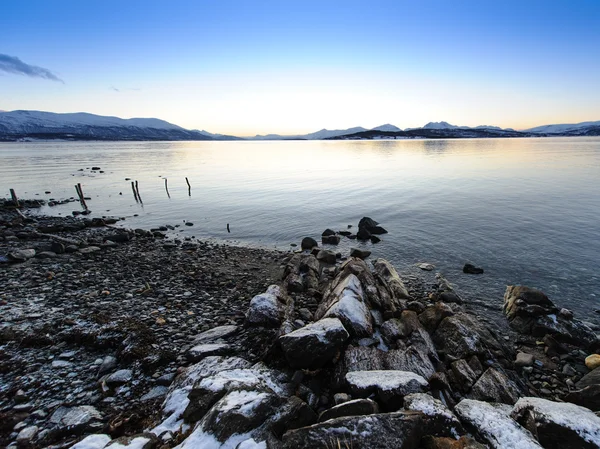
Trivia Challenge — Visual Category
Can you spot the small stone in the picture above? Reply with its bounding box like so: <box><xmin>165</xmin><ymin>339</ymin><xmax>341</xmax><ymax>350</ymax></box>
<box><xmin>301</xmin><ymin>237</ymin><xmax>318</xmax><ymax>250</ymax></box>
<box><xmin>515</xmin><ymin>352</ymin><xmax>535</xmax><ymax>367</ymax></box>
<box><xmin>140</xmin><ymin>386</ymin><xmax>169</xmax><ymax>401</ymax></box>
<box><xmin>349</xmin><ymin>248</ymin><xmax>371</xmax><ymax>259</ymax></box>
<box><xmin>463</xmin><ymin>263</ymin><xmax>484</xmax><ymax>274</ymax></box>
<box><xmin>334</xmin><ymin>393</ymin><xmax>351</xmax><ymax>405</ymax></box>
<box><xmin>585</xmin><ymin>354</ymin><xmax>600</xmax><ymax>370</ymax></box>
<box><xmin>418</xmin><ymin>263</ymin><xmax>435</xmax><ymax>271</ymax></box>
<box><xmin>106</xmin><ymin>369</ymin><xmax>133</xmax><ymax>387</ymax></box>
<box><xmin>16</xmin><ymin>425</ymin><xmax>38</xmax><ymax>443</ymax></box>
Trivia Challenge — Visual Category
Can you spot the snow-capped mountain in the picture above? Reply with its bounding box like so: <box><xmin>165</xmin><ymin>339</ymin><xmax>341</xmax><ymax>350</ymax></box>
<box><xmin>524</xmin><ymin>121</ymin><xmax>600</xmax><ymax>134</ymax></box>
<box><xmin>249</xmin><ymin>127</ymin><xmax>367</xmax><ymax>140</ymax></box>
<box><xmin>371</xmin><ymin>124</ymin><xmax>402</xmax><ymax>132</ymax></box>
<box><xmin>422</xmin><ymin>121</ymin><xmax>459</xmax><ymax>130</ymax></box>
<box><xmin>0</xmin><ymin>110</ymin><xmax>212</xmax><ymax>141</ymax></box>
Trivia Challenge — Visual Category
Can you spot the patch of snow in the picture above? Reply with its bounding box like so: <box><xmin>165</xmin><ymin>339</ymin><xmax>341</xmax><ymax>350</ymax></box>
<box><xmin>214</xmin><ymin>390</ymin><xmax>270</xmax><ymax>420</ymax></box>
<box><xmin>174</xmin><ymin>426</ymin><xmax>258</xmax><ymax>449</ymax></box>
<box><xmin>404</xmin><ymin>393</ymin><xmax>455</xmax><ymax>420</ymax></box>
<box><xmin>422</xmin><ymin>121</ymin><xmax>458</xmax><ymax>130</ymax></box>
<box><xmin>71</xmin><ymin>434</ymin><xmax>111</xmax><ymax>449</ymax></box>
<box><xmin>346</xmin><ymin>370</ymin><xmax>428</xmax><ymax>392</ymax></box>
<box><xmin>455</xmin><ymin>399</ymin><xmax>542</xmax><ymax>449</ymax></box>
<box><xmin>107</xmin><ymin>436</ymin><xmax>152</xmax><ymax>449</ymax></box>
<box><xmin>524</xmin><ymin>120</ymin><xmax>600</xmax><ymax>134</ymax></box>
<box><xmin>282</xmin><ymin>318</ymin><xmax>347</xmax><ymax>345</ymax></box>
<box><xmin>512</xmin><ymin>397</ymin><xmax>600</xmax><ymax>445</ymax></box>
<box><xmin>236</xmin><ymin>439</ymin><xmax>267</xmax><ymax>449</ymax></box>
<box><xmin>198</xmin><ymin>368</ymin><xmax>284</xmax><ymax>396</ymax></box>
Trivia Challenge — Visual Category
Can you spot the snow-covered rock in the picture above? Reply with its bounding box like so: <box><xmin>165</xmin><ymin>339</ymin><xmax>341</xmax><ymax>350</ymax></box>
<box><xmin>321</xmin><ymin>274</ymin><xmax>373</xmax><ymax>337</ymax></box>
<box><xmin>193</xmin><ymin>325</ymin><xmax>239</xmax><ymax>343</ymax></box>
<box><xmin>403</xmin><ymin>393</ymin><xmax>463</xmax><ymax>437</ymax></box>
<box><xmin>455</xmin><ymin>399</ymin><xmax>542</xmax><ymax>448</ymax></box>
<box><xmin>282</xmin><ymin>411</ymin><xmax>424</xmax><ymax>449</ymax></box>
<box><xmin>71</xmin><ymin>434</ymin><xmax>112</xmax><ymax>449</ymax></box>
<box><xmin>106</xmin><ymin>434</ymin><xmax>157</xmax><ymax>449</ymax></box>
<box><xmin>346</xmin><ymin>370</ymin><xmax>428</xmax><ymax>407</ymax></box>
<box><xmin>186</xmin><ymin>343</ymin><xmax>231</xmax><ymax>362</ymax></box>
<box><xmin>511</xmin><ymin>397</ymin><xmax>600</xmax><ymax>448</ymax></box>
<box><xmin>245</xmin><ymin>285</ymin><xmax>292</xmax><ymax>328</ymax></box>
<box><xmin>279</xmin><ymin>318</ymin><xmax>349</xmax><ymax>369</ymax></box>
<box><xmin>318</xmin><ymin>398</ymin><xmax>379</xmax><ymax>422</ymax></box>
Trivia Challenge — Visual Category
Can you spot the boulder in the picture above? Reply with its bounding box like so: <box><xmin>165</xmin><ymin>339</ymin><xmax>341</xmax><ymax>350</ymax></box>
<box><xmin>576</xmin><ymin>366</ymin><xmax>600</xmax><ymax>389</ymax></box>
<box><xmin>356</xmin><ymin>227</ymin><xmax>372</xmax><ymax>240</ymax></box>
<box><xmin>8</xmin><ymin>248</ymin><xmax>36</xmax><ymax>261</ymax></box>
<box><xmin>279</xmin><ymin>318</ymin><xmax>349</xmax><ymax>369</ymax></box>
<box><xmin>49</xmin><ymin>405</ymin><xmax>103</xmax><ymax>435</ymax></box>
<box><xmin>316</xmin><ymin>249</ymin><xmax>337</xmax><ymax>264</ymax></box>
<box><xmin>450</xmin><ymin>359</ymin><xmax>478</xmax><ymax>393</ymax></box>
<box><xmin>419</xmin><ymin>303</ymin><xmax>454</xmax><ymax>333</ymax></box>
<box><xmin>511</xmin><ymin>396</ymin><xmax>600</xmax><ymax>449</ymax></box>
<box><xmin>246</xmin><ymin>285</ymin><xmax>292</xmax><ymax>328</ymax></box>
<box><xmin>564</xmin><ymin>385</ymin><xmax>600</xmax><ymax>412</ymax></box>
<box><xmin>321</xmin><ymin>229</ymin><xmax>336</xmax><ymax>236</ymax></box>
<box><xmin>300</xmin><ymin>237</ymin><xmax>318</xmax><ymax>250</ymax></box>
<box><xmin>283</xmin><ymin>254</ymin><xmax>320</xmax><ymax>293</ymax></box>
<box><xmin>463</xmin><ymin>264</ymin><xmax>484</xmax><ymax>274</ymax></box>
<box><xmin>282</xmin><ymin>411</ymin><xmax>424</xmax><ymax>449</ymax></box>
<box><xmin>268</xmin><ymin>396</ymin><xmax>317</xmax><ymax>437</ymax></box>
<box><xmin>321</xmin><ymin>234</ymin><xmax>341</xmax><ymax>245</ymax></box>
<box><xmin>350</xmin><ymin>248</ymin><xmax>371</xmax><ymax>259</ymax></box>
<box><xmin>346</xmin><ymin>370</ymin><xmax>428</xmax><ymax>408</ymax></box>
<box><xmin>318</xmin><ymin>398</ymin><xmax>379</xmax><ymax>422</ymax></box>
<box><xmin>358</xmin><ymin>217</ymin><xmax>379</xmax><ymax>230</ymax></box>
<box><xmin>106</xmin><ymin>369</ymin><xmax>133</xmax><ymax>387</ymax></box>
<box><xmin>201</xmin><ymin>389</ymin><xmax>282</xmax><ymax>442</ymax></box>
<box><xmin>469</xmin><ymin>367</ymin><xmax>522</xmax><ymax>405</ymax></box>
<box><xmin>455</xmin><ymin>399</ymin><xmax>542</xmax><ymax>449</ymax></box>
<box><xmin>404</xmin><ymin>393</ymin><xmax>464</xmax><ymax>437</ymax></box>
<box><xmin>373</xmin><ymin>258</ymin><xmax>411</xmax><ymax>302</ymax></box>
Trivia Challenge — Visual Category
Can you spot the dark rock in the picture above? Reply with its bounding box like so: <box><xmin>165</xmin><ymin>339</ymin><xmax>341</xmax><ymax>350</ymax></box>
<box><xmin>346</xmin><ymin>370</ymin><xmax>428</xmax><ymax>408</ymax></box>
<box><xmin>358</xmin><ymin>216</ymin><xmax>379</xmax><ymax>229</ymax></box>
<box><xmin>300</xmin><ymin>237</ymin><xmax>318</xmax><ymax>250</ymax></box>
<box><xmin>450</xmin><ymin>359</ymin><xmax>478</xmax><ymax>393</ymax></box>
<box><xmin>373</xmin><ymin>258</ymin><xmax>411</xmax><ymax>301</ymax></box>
<box><xmin>50</xmin><ymin>241</ymin><xmax>65</xmax><ymax>254</ymax></box>
<box><xmin>97</xmin><ymin>355</ymin><xmax>117</xmax><ymax>377</ymax></box>
<box><xmin>438</xmin><ymin>291</ymin><xmax>463</xmax><ymax>304</ymax></box>
<box><xmin>316</xmin><ymin>249</ymin><xmax>337</xmax><ymax>264</ymax></box>
<box><xmin>106</xmin><ymin>232</ymin><xmax>130</xmax><ymax>243</ymax></box>
<box><xmin>512</xmin><ymin>396</ymin><xmax>600</xmax><ymax>449</ymax></box>
<box><xmin>368</xmin><ymin>226</ymin><xmax>388</xmax><ymax>235</ymax></box>
<box><xmin>463</xmin><ymin>264</ymin><xmax>484</xmax><ymax>274</ymax></box>
<box><xmin>356</xmin><ymin>227</ymin><xmax>371</xmax><ymax>240</ymax></box>
<box><xmin>350</xmin><ymin>248</ymin><xmax>371</xmax><ymax>259</ymax></box>
<box><xmin>321</xmin><ymin>234</ymin><xmax>341</xmax><ymax>245</ymax></box>
<box><xmin>318</xmin><ymin>398</ymin><xmax>379</xmax><ymax>422</ymax></box>
<box><xmin>370</xmin><ymin>235</ymin><xmax>382</xmax><ymax>243</ymax></box>
<box><xmin>279</xmin><ymin>318</ymin><xmax>349</xmax><ymax>369</ymax></box>
<box><xmin>576</xmin><ymin>366</ymin><xmax>600</xmax><ymax>389</ymax></box>
<box><xmin>282</xmin><ymin>411</ymin><xmax>424</xmax><ymax>449</ymax></box>
<box><xmin>321</xmin><ymin>229</ymin><xmax>336</xmax><ymax>237</ymax></box>
<box><xmin>470</xmin><ymin>367</ymin><xmax>522</xmax><ymax>405</ymax></box>
<box><xmin>338</xmin><ymin>230</ymin><xmax>352</xmax><ymax>236</ymax></box>
<box><xmin>419</xmin><ymin>303</ymin><xmax>454</xmax><ymax>334</ymax></box>
<box><xmin>106</xmin><ymin>369</ymin><xmax>133</xmax><ymax>387</ymax></box>
<box><xmin>268</xmin><ymin>396</ymin><xmax>318</xmax><ymax>437</ymax></box>
<box><xmin>564</xmin><ymin>385</ymin><xmax>600</xmax><ymax>411</ymax></box>
<box><xmin>49</xmin><ymin>405</ymin><xmax>102</xmax><ymax>435</ymax></box>
<box><xmin>404</xmin><ymin>393</ymin><xmax>464</xmax><ymax>438</ymax></box>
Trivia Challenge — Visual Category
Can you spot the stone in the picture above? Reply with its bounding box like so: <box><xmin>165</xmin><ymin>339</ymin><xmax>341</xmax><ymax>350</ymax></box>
<box><xmin>106</xmin><ymin>369</ymin><xmax>133</xmax><ymax>387</ymax></box>
<box><xmin>279</xmin><ymin>318</ymin><xmax>349</xmax><ymax>369</ymax></box>
<box><xmin>463</xmin><ymin>263</ymin><xmax>484</xmax><ymax>274</ymax></box>
<box><xmin>455</xmin><ymin>399</ymin><xmax>542</xmax><ymax>448</ymax></box>
<box><xmin>321</xmin><ymin>234</ymin><xmax>341</xmax><ymax>245</ymax></box>
<box><xmin>300</xmin><ymin>237</ymin><xmax>318</xmax><ymax>250</ymax></box>
<box><xmin>450</xmin><ymin>359</ymin><xmax>479</xmax><ymax>393</ymax></box>
<box><xmin>316</xmin><ymin>249</ymin><xmax>337</xmax><ymax>264</ymax></box>
<box><xmin>193</xmin><ymin>325</ymin><xmax>239</xmax><ymax>343</ymax></box>
<box><xmin>245</xmin><ymin>285</ymin><xmax>292</xmax><ymax>328</ymax></box>
<box><xmin>322</xmin><ymin>228</ymin><xmax>336</xmax><ymax>236</ymax></box>
<box><xmin>358</xmin><ymin>217</ymin><xmax>379</xmax><ymax>229</ymax></box>
<box><xmin>318</xmin><ymin>273</ymin><xmax>373</xmax><ymax>338</ymax></box>
<box><xmin>8</xmin><ymin>248</ymin><xmax>36</xmax><ymax>261</ymax></box>
<box><xmin>370</xmin><ymin>235</ymin><xmax>382</xmax><ymax>243</ymax></box>
<box><xmin>470</xmin><ymin>367</ymin><xmax>522</xmax><ymax>405</ymax></box>
<box><xmin>79</xmin><ymin>246</ymin><xmax>101</xmax><ymax>254</ymax></box>
<box><xmin>334</xmin><ymin>393</ymin><xmax>351</xmax><ymax>405</ymax></box>
<box><xmin>404</xmin><ymin>393</ymin><xmax>464</xmax><ymax>437</ymax></box>
<box><xmin>318</xmin><ymin>398</ymin><xmax>379</xmax><ymax>422</ymax></box>
<box><xmin>49</xmin><ymin>405</ymin><xmax>102</xmax><ymax>434</ymax></box>
<box><xmin>356</xmin><ymin>227</ymin><xmax>371</xmax><ymax>240</ymax></box>
<box><xmin>564</xmin><ymin>385</ymin><xmax>600</xmax><ymax>412</ymax></box>
<box><xmin>187</xmin><ymin>343</ymin><xmax>231</xmax><ymax>362</ymax></box>
<box><xmin>50</xmin><ymin>241</ymin><xmax>66</xmax><ymax>253</ymax></box>
<box><xmin>585</xmin><ymin>354</ymin><xmax>600</xmax><ymax>370</ymax></box>
<box><xmin>201</xmin><ymin>389</ymin><xmax>282</xmax><ymax>442</ymax></box>
<box><xmin>512</xmin><ymin>396</ymin><xmax>600</xmax><ymax>449</ymax></box>
<box><xmin>577</xmin><ymin>366</ymin><xmax>600</xmax><ymax>389</ymax></box>
<box><xmin>282</xmin><ymin>411</ymin><xmax>424</xmax><ymax>449</ymax></box>
<box><xmin>97</xmin><ymin>355</ymin><xmax>117</xmax><ymax>377</ymax></box>
<box><xmin>140</xmin><ymin>386</ymin><xmax>169</xmax><ymax>402</ymax></box>
<box><xmin>373</xmin><ymin>258</ymin><xmax>411</xmax><ymax>300</ymax></box>
<box><xmin>350</xmin><ymin>248</ymin><xmax>371</xmax><ymax>259</ymax></box>
<box><xmin>418</xmin><ymin>263</ymin><xmax>435</xmax><ymax>271</ymax></box>
<box><xmin>16</xmin><ymin>425</ymin><xmax>39</xmax><ymax>443</ymax></box>
<box><xmin>419</xmin><ymin>303</ymin><xmax>454</xmax><ymax>333</ymax></box>
<box><xmin>346</xmin><ymin>370</ymin><xmax>428</xmax><ymax>408</ymax></box>
<box><xmin>515</xmin><ymin>352</ymin><xmax>535</xmax><ymax>367</ymax></box>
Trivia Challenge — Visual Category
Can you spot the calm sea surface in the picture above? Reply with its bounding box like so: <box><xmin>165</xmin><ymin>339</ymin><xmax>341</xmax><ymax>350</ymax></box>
<box><xmin>1</xmin><ymin>138</ymin><xmax>599</xmax><ymax>322</ymax></box>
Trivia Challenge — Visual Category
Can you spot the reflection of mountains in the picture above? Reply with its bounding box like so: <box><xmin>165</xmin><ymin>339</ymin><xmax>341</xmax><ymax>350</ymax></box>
<box><xmin>422</xmin><ymin>139</ymin><xmax>450</xmax><ymax>154</ymax></box>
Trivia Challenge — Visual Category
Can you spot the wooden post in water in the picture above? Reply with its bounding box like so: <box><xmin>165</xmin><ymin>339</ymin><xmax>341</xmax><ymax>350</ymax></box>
<box><xmin>135</xmin><ymin>181</ymin><xmax>143</xmax><ymax>204</ymax></box>
<box><xmin>9</xmin><ymin>189</ymin><xmax>19</xmax><ymax>207</ymax></box>
<box><xmin>227</xmin><ymin>223</ymin><xmax>230</xmax><ymax>233</ymax></box>
<box><xmin>131</xmin><ymin>181</ymin><xmax>139</xmax><ymax>202</ymax></box>
<box><xmin>185</xmin><ymin>177</ymin><xmax>191</xmax><ymax>196</ymax></box>
<box><xmin>164</xmin><ymin>178</ymin><xmax>170</xmax><ymax>198</ymax></box>
<box><xmin>75</xmin><ymin>183</ymin><xmax>88</xmax><ymax>210</ymax></box>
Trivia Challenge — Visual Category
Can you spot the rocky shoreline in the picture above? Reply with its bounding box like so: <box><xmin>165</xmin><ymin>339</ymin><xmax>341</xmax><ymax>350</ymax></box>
<box><xmin>1</xmin><ymin>204</ymin><xmax>600</xmax><ymax>449</ymax></box>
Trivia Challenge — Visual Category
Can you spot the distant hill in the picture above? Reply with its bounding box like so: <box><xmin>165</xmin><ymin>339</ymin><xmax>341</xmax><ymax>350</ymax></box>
<box><xmin>1</xmin><ymin>110</ymin><xmax>598</xmax><ymax>142</ymax></box>
<box><xmin>0</xmin><ymin>110</ymin><xmax>213</xmax><ymax>142</ymax></box>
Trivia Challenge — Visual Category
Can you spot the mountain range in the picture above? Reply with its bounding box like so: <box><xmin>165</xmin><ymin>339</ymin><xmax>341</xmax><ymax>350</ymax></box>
<box><xmin>0</xmin><ymin>110</ymin><xmax>599</xmax><ymax>142</ymax></box>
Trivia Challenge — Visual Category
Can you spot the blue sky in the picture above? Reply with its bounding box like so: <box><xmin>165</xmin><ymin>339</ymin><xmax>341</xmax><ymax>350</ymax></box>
<box><xmin>1</xmin><ymin>0</ymin><xmax>599</xmax><ymax>134</ymax></box>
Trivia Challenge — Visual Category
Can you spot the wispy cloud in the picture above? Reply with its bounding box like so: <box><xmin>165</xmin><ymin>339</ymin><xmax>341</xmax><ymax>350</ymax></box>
<box><xmin>110</xmin><ymin>86</ymin><xmax>141</xmax><ymax>92</ymax></box>
<box><xmin>0</xmin><ymin>54</ymin><xmax>63</xmax><ymax>83</ymax></box>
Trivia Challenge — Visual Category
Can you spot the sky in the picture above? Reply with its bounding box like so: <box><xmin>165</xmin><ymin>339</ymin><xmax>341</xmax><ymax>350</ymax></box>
<box><xmin>1</xmin><ymin>0</ymin><xmax>599</xmax><ymax>135</ymax></box>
